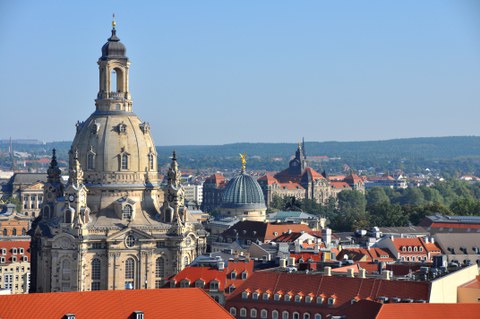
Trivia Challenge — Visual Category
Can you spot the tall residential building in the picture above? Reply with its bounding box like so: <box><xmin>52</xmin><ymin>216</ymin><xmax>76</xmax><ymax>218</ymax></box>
<box><xmin>29</xmin><ymin>21</ymin><xmax>207</xmax><ymax>293</ymax></box>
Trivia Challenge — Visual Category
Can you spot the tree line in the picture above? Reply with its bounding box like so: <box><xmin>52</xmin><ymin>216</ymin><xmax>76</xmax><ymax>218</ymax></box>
<box><xmin>269</xmin><ymin>179</ymin><xmax>480</xmax><ymax>232</ymax></box>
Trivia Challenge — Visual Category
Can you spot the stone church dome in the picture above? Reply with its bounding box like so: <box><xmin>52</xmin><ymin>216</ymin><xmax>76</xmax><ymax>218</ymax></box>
<box><xmin>222</xmin><ymin>172</ymin><xmax>266</xmax><ymax>210</ymax></box>
<box><xmin>69</xmin><ymin>23</ymin><xmax>160</xmax><ymax>215</ymax></box>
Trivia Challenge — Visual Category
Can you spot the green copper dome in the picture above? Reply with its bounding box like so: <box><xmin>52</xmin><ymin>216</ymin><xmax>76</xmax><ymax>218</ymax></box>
<box><xmin>222</xmin><ymin>173</ymin><xmax>267</xmax><ymax>210</ymax></box>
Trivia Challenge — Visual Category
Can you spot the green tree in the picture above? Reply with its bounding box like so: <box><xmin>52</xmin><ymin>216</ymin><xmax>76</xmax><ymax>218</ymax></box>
<box><xmin>366</xmin><ymin>187</ymin><xmax>390</xmax><ymax>206</ymax></box>
<box><xmin>368</xmin><ymin>202</ymin><xmax>409</xmax><ymax>227</ymax></box>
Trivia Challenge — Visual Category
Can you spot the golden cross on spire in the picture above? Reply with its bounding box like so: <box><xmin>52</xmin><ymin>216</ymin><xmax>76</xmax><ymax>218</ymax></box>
<box><xmin>112</xmin><ymin>13</ymin><xmax>116</xmax><ymax>28</ymax></box>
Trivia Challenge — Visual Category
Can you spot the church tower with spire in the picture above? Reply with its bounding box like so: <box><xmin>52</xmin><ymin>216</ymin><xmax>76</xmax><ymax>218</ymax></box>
<box><xmin>30</xmin><ymin>19</ymin><xmax>207</xmax><ymax>293</ymax></box>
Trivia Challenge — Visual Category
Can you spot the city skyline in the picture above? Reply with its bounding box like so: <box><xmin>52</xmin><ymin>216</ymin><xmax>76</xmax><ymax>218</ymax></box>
<box><xmin>1</xmin><ymin>1</ymin><xmax>479</xmax><ymax>145</ymax></box>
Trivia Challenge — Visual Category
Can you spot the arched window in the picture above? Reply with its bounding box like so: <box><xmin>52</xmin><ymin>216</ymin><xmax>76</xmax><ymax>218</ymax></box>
<box><xmin>22</xmin><ymin>228</ymin><xmax>26</xmax><ymax>236</ymax></box>
<box><xmin>62</xmin><ymin>259</ymin><xmax>71</xmax><ymax>281</ymax></box>
<box><xmin>2</xmin><ymin>229</ymin><xmax>6</xmax><ymax>236</ymax></box>
<box><xmin>125</xmin><ymin>258</ymin><xmax>135</xmax><ymax>289</ymax></box>
<box><xmin>91</xmin><ymin>258</ymin><xmax>101</xmax><ymax>291</ymax></box>
<box><xmin>282</xmin><ymin>311</ymin><xmax>290</xmax><ymax>319</ymax></box>
<box><xmin>303</xmin><ymin>314</ymin><xmax>311</xmax><ymax>319</ymax></box>
<box><xmin>314</xmin><ymin>314</ymin><xmax>322</xmax><ymax>319</ymax></box>
<box><xmin>121</xmin><ymin>153</ymin><xmax>129</xmax><ymax>170</ymax></box>
<box><xmin>87</xmin><ymin>153</ymin><xmax>95</xmax><ymax>170</ymax></box>
<box><xmin>239</xmin><ymin>308</ymin><xmax>247</xmax><ymax>318</ymax></box>
<box><xmin>261</xmin><ymin>309</ymin><xmax>268</xmax><ymax>319</ymax></box>
<box><xmin>230</xmin><ymin>307</ymin><xmax>237</xmax><ymax>316</ymax></box>
<box><xmin>272</xmin><ymin>310</ymin><xmax>279</xmax><ymax>319</ymax></box>
<box><xmin>250</xmin><ymin>308</ymin><xmax>257</xmax><ymax>318</ymax></box>
<box><xmin>92</xmin><ymin>259</ymin><xmax>101</xmax><ymax>280</ymax></box>
<box><xmin>12</xmin><ymin>229</ymin><xmax>16</xmax><ymax>236</ymax></box>
<box><xmin>156</xmin><ymin>257</ymin><xmax>165</xmax><ymax>278</ymax></box>
<box><xmin>122</xmin><ymin>205</ymin><xmax>133</xmax><ymax>220</ymax></box>
<box><xmin>148</xmin><ymin>153</ymin><xmax>155</xmax><ymax>170</ymax></box>
<box><xmin>183</xmin><ymin>256</ymin><xmax>189</xmax><ymax>267</ymax></box>
<box><xmin>293</xmin><ymin>312</ymin><xmax>300</xmax><ymax>319</ymax></box>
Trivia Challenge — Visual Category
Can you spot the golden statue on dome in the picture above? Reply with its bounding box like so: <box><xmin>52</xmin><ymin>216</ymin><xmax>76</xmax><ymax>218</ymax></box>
<box><xmin>239</xmin><ymin>153</ymin><xmax>247</xmax><ymax>172</ymax></box>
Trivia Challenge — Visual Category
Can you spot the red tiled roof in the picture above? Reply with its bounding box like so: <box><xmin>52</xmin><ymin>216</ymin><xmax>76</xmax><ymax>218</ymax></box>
<box><xmin>303</xmin><ymin>168</ymin><xmax>325</xmax><ymax>181</ymax></box>
<box><xmin>0</xmin><ymin>241</ymin><xmax>30</xmax><ymax>264</ymax></box>
<box><xmin>171</xmin><ymin>260</ymin><xmax>254</xmax><ymax>294</ymax></box>
<box><xmin>279</xmin><ymin>182</ymin><xmax>304</xmax><ymax>190</ymax></box>
<box><xmin>227</xmin><ymin>272</ymin><xmax>431</xmax><ymax>308</ymax></box>
<box><xmin>428</xmin><ymin>222</ymin><xmax>480</xmax><ymax>229</ymax></box>
<box><xmin>257</xmin><ymin>174</ymin><xmax>279</xmax><ymax>185</ymax></box>
<box><xmin>205</xmin><ymin>173</ymin><xmax>226</xmax><ymax>185</ymax></box>
<box><xmin>340</xmin><ymin>300</ymin><xmax>480</xmax><ymax>319</ymax></box>
<box><xmin>265</xmin><ymin>224</ymin><xmax>312</xmax><ymax>241</ymax></box>
<box><xmin>330</xmin><ymin>181</ymin><xmax>351</xmax><ymax>189</ymax></box>
<box><xmin>0</xmin><ymin>288</ymin><xmax>234</xmax><ymax>319</ymax></box>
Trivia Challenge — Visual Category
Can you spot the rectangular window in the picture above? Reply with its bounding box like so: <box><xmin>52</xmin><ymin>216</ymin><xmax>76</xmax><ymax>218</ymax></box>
<box><xmin>4</xmin><ymin>274</ymin><xmax>13</xmax><ymax>290</ymax></box>
<box><xmin>91</xmin><ymin>281</ymin><xmax>100</xmax><ymax>291</ymax></box>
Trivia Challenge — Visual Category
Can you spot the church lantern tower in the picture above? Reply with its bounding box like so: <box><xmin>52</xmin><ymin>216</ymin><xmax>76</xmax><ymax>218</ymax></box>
<box><xmin>30</xmin><ymin>19</ymin><xmax>207</xmax><ymax>293</ymax></box>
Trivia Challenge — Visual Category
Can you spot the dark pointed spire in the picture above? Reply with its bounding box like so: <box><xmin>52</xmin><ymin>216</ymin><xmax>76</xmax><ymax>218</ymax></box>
<box><xmin>47</xmin><ymin>148</ymin><xmax>62</xmax><ymax>184</ymax></box>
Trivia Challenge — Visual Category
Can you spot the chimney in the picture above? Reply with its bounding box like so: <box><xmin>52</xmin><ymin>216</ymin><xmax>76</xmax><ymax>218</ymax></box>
<box><xmin>279</xmin><ymin>258</ymin><xmax>287</xmax><ymax>268</ymax></box>
<box><xmin>390</xmin><ymin>235</ymin><xmax>394</xmax><ymax>242</ymax></box>
<box><xmin>359</xmin><ymin>268</ymin><xmax>366</xmax><ymax>279</ymax></box>
<box><xmin>324</xmin><ymin>266</ymin><xmax>332</xmax><ymax>276</ymax></box>
<box><xmin>218</xmin><ymin>261</ymin><xmax>225</xmax><ymax>271</ymax></box>
<box><xmin>383</xmin><ymin>270</ymin><xmax>391</xmax><ymax>280</ymax></box>
<box><xmin>347</xmin><ymin>268</ymin><xmax>354</xmax><ymax>278</ymax></box>
<box><xmin>288</xmin><ymin>257</ymin><xmax>296</xmax><ymax>266</ymax></box>
<box><xmin>430</xmin><ymin>237</ymin><xmax>435</xmax><ymax>244</ymax></box>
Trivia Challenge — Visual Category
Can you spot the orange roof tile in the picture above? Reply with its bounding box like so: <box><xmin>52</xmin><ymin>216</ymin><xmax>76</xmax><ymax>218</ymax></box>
<box><xmin>0</xmin><ymin>288</ymin><xmax>233</xmax><ymax>319</ymax></box>
<box><xmin>340</xmin><ymin>300</ymin><xmax>480</xmax><ymax>319</ymax></box>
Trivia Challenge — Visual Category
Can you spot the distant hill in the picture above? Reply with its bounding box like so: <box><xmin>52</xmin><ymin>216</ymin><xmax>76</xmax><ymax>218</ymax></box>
<box><xmin>3</xmin><ymin>136</ymin><xmax>480</xmax><ymax>176</ymax></box>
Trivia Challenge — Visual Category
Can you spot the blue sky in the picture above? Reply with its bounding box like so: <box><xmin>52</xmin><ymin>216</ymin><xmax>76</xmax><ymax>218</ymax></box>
<box><xmin>0</xmin><ymin>1</ymin><xmax>479</xmax><ymax>145</ymax></box>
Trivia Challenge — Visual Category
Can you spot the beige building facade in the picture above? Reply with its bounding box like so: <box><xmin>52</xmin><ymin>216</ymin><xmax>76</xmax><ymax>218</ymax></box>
<box><xmin>30</xmin><ymin>22</ymin><xmax>207</xmax><ymax>293</ymax></box>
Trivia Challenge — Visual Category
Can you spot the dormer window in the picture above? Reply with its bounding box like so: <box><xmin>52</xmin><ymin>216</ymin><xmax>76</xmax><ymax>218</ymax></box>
<box><xmin>242</xmin><ymin>291</ymin><xmax>249</xmax><ymax>299</ymax></box>
<box><xmin>210</xmin><ymin>280</ymin><xmax>219</xmax><ymax>291</ymax></box>
<box><xmin>132</xmin><ymin>311</ymin><xmax>144</xmax><ymax>319</ymax></box>
<box><xmin>402</xmin><ymin>247</ymin><xmax>406</xmax><ymax>252</ymax></box>
<box><xmin>252</xmin><ymin>292</ymin><xmax>259</xmax><ymax>300</ymax></box>
<box><xmin>12</xmin><ymin>248</ymin><xmax>17</xmax><ymax>254</ymax></box>
<box><xmin>263</xmin><ymin>292</ymin><xmax>270</xmax><ymax>300</ymax></box>
<box><xmin>274</xmin><ymin>293</ymin><xmax>282</xmax><ymax>301</ymax></box>
<box><xmin>11</xmin><ymin>256</ymin><xmax>17</xmax><ymax>262</ymax></box>
<box><xmin>1</xmin><ymin>249</ymin><xmax>6</xmax><ymax>255</ymax></box>
<box><xmin>139</xmin><ymin>122</ymin><xmax>150</xmax><ymax>134</ymax></box>
<box><xmin>228</xmin><ymin>285</ymin><xmax>235</xmax><ymax>294</ymax></box>
<box><xmin>241</xmin><ymin>271</ymin><xmax>248</xmax><ymax>280</ymax></box>
<box><xmin>305</xmin><ymin>295</ymin><xmax>312</xmax><ymax>303</ymax></box>
<box><xmin>19</xmin><ymin>248</ymin><xmax>24</xmax><ymax>254</ymax></box>
<box><xmin>419</xmin><ymin>247</ymin><xmax>424</xmax><ymax>252</ymax></box>
<box><xmin>328</xmin><ymin>297</ymin><xmax>336</xmax><ymax>305</ymax></box>
<box><xmin>295</xmin><ymin>295</ymin><xmax>302</xmax><ymax>302</ymax></box>
<box><xmin>230</xmin><ymin>271</ymin><xmax>237</xmax><ymax>279</ymax></box>
<box><xmin>22</xmin><ymin>256</ymin><xmax>28</xmax><ymax>262</ymax></box>
<box><xmin>180</xmin><ymin>279</ymin><xmax>190</xmax><ymax>288</ymax></box>
<box><xmin>414</xmin><ymin>247</ymin><xmax>418</xmax><ymax>252</ymax></box>
<box><xmin>195</xmin><ymin>280</ymin><xmax>204</xmax><ymax>288</ymax></box>
<box><xmin>408</xmin><ymin>247</ymin><xmax>412</xmax><ymax>252</ymax></box>
<box><xmin>90</xmin><ymin>121</ymin><xmax>100</xmax><ymax>135</ymax></box>
<box><xmin>284</xmin><ymin>294</ymin><xmax>291</xmax><ymax>302</ymax></box>
<box><xmin>316</xmin><ymin>296</ymin><xmax>324</xmax><ymax>304</ymax></box>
